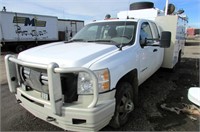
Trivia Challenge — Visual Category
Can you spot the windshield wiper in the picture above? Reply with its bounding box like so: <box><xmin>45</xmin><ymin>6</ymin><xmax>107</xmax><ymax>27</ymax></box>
<box><xmin>65</xmin><ymin>39</ymin><xmax>86</xmax><ymax>43</ymax></box>
<box><xmin>88</xmin><ymin>39</ymin><xmax>119</xmax><ymax>44</ymax></box>
<box><xmin>88</xmin><ymin>39</ymin><xmax>124</xmax><ymax>49</ymax></box>
<box><xmin>65</xmin><ymin>39</ymin><xmax>124</xmax><ymax>49</ymax></box>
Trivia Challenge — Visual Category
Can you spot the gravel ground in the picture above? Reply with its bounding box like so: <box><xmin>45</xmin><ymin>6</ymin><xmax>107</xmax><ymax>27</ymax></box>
<box><xmin>1</xmin><ymin>42</ymin><xmax>200</xmax><ymax>131</ymax></box>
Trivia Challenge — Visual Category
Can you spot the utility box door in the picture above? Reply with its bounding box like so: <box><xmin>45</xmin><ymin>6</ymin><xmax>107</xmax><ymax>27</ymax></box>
<box><xmin>156</xmin><ymin>15</ymin><xmax>186</xmax><ymax>68</ymax></box>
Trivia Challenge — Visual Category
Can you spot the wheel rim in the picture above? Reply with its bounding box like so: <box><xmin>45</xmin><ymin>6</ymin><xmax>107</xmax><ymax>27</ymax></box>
<box><xmin>118</xmin><ymin>90</ymin><xmax>134</xmax><ymax>121</ymax></box>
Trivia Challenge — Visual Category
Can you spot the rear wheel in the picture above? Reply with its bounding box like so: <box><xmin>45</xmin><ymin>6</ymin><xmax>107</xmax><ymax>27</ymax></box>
<box><xmin>109</xmin><ymin>82</ymin><xmax>134</xmax><ymax>128</ymax></box>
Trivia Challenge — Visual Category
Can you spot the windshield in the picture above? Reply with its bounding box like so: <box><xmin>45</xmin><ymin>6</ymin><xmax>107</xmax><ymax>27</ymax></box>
<box><xmin>72</xmin><ymin>21</ymin><xmax>137</xmax><ymax>45</ymax></box>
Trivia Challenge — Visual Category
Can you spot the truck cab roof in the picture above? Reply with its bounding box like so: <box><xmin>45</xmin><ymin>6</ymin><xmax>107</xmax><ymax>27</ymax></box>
<box><xmin>92</xmin><ymin>18</ymin><xmax>140</xmax><ymax>24</ymax></box>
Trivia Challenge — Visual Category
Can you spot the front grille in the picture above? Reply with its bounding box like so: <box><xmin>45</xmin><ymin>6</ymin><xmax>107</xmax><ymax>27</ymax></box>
<box><xmin>23</xmin><ymin>67</ymin><xmax>30</xmax><ymax>79</ymax></box>
<box><xmin>19</xmin><ymin>66</ymin><xmax>49</xmax><ymax>94</ymax></box>
<box><xmin>40</xmin><ymin>73</ymin><xmax>48</xmax><ymax>85</ymax></box>
<box><xmin>19</xmin><ymin>66</ymin><xmax>78</xmax><ymax>103</ymax></box>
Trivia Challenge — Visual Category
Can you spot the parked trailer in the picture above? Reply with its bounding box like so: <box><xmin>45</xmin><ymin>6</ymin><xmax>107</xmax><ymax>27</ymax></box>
<box><xmin>0</xmin><ymin>11</ymin><xmax>84</xmax><ymax>52</ymax></box>
<box><xmin>58</xmin><ymin>19</ymin><xmax>84</xmax><ymax>41</ymax></box>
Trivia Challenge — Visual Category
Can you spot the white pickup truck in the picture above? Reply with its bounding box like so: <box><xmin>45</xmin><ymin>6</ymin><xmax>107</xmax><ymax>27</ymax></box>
<box><xmin>5</xmin><ymin>2</ymin><xmax>187</xmax><ymax>132</ymax></box>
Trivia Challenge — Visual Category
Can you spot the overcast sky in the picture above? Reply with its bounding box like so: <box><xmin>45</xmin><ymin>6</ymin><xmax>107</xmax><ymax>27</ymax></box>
<box><xmin>1</xmin><ymin>0</ymin><xmax>200</xmax><ymax>28</ymax></box>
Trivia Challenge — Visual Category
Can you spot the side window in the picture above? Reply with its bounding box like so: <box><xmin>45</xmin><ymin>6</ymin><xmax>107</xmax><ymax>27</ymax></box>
<box><xmin>141</xmin><ymin>22</ymin><xmax>153</xmax><ymax>39</ymax></box>
<box><xmin>140</xmin><ymin>22</ymin><xmax>153</xmax><ymax>45</ymax></box>
<box><xmin>151</xmin><ymin>22</ymin><xmax>160</xmax><ymax>39</ymax></box>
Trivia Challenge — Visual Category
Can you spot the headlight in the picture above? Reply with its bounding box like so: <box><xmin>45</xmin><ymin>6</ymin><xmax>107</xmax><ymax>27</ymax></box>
<box><xmin>78</xmin><ymin>69</ymin><xmax>110</xmax><ymax>94</ymax></box>
<box><xmin>78</xmin><ymin>72</ymin><xmax>93</xmax><ymax>94</ymax></box>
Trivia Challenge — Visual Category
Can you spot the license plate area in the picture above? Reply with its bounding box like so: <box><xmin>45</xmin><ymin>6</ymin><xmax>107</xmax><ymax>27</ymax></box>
<box><xmin>41</xmin><ymin>92</ymin><xmax>49</xmax><ymax>100</ymax></box>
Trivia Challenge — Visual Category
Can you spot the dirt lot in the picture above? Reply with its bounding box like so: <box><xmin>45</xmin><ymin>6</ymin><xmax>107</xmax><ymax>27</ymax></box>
<box><xmin>0</xmin><ymin>42</ymin><xmax>200</xmax><ymax>131</ymax></box>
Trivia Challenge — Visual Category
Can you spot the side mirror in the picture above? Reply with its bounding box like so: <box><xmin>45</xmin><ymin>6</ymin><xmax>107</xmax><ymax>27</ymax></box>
<box><xmin>160</xmin><ymin>31</ymin><xmax>171</xmax><ymax>48</ymax></box>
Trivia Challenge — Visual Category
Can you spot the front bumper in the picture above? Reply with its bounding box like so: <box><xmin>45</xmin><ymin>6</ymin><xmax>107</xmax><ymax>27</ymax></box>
<box><xmin>16</xmin><ymin>87</ymin><xmax>115</xmax><ymax>131</ymax></box>
<box><xmin>5</xmin><ymin>55</ymin><xmax>115</xmax><ymax>131</ymax></box>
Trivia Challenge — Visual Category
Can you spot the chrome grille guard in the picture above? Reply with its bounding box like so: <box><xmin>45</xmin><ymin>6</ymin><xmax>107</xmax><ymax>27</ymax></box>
<box><xmin>5</xmin><ymin>55</ymin><xmax>99</xmax><ymax>116</ymax></box>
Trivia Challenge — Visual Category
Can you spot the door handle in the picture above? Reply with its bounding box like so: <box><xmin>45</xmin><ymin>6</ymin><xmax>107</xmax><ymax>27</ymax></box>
<box><xmin>153</xmin><ymin>49</ymin><xmax>158</xmax><ymax>52</ymax></box>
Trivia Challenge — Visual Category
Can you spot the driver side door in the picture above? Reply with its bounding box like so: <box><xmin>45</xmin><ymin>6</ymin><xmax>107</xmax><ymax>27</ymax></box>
<box><xmin>138</xmin><ymin>21</ymin><xmax>157</xmax><ymax>84</ymax></box>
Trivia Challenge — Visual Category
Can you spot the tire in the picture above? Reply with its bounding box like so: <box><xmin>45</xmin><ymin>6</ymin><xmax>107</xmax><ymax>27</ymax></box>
<box><xmin>15</xmin><ymin>45</ymin><xmax>26</xmax><ymax>53</ymax></box>
<box><xmin>109</xmin><ymin>82</ymin><xmax>134</xmax><ymax>128</ymax></box>
<box><xmin>130</xmin><ymin>2</ymin><xmax>154</xmax><ymax>10</ymax></box>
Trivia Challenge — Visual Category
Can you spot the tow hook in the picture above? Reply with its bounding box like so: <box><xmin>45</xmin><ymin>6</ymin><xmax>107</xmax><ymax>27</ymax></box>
<box><xmin>46</xmin><ymin>116</ymin><xmax>56</xmax><ymax>122</ymax></box>
<box><xmin>17</xmin><ymin>100</ymin><xmax>22</xmax><ymax>104</ymax></box>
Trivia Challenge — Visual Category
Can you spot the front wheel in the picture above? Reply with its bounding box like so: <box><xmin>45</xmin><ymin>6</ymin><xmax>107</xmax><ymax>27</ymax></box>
<box><xmin>109</xmin><ymin>82</ymin><xmax>134</xmax><ymax>128</ymax></box>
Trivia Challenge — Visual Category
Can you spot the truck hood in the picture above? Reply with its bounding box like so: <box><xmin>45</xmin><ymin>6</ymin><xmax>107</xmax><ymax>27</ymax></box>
<box><xmin>18</xmin><ymin>42</ymin><xmax>118</xmax><ymax>68</ymax></box>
